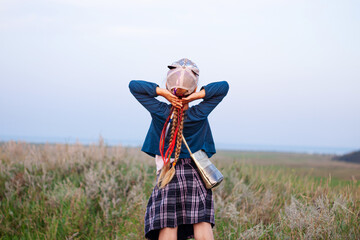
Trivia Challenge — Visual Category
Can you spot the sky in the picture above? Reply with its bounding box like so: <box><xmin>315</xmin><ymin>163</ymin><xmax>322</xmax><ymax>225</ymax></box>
<box><xmin>0</xmin><ymin>0</ymin><xmax>359</xmax><ymax>154</ymax></box>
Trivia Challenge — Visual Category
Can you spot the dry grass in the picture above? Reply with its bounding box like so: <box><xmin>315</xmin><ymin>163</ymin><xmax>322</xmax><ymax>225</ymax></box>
<box><xmin>0</xmin><ymin>140</ymin><xmax>359</xmax><ymax>239</ymax></box>
<box><xmin>218</xmin><ymin>150</ymin><xmax>360</xmax><ymax>181</ymax></box>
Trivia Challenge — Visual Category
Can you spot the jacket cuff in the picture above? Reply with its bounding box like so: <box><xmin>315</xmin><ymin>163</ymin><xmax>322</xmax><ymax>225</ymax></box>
<box><xmin>201</xmin><ymin>81</ymin><xmax>229</xmax><ymax>100</ymax></box>
<box><xmin>151</xmin><ymin>82</ymin><xmax>159</xmax><ymax>97</ymax></box>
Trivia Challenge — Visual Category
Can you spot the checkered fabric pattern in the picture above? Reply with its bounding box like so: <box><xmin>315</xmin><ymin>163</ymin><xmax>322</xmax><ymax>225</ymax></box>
<box><xmin>145</xmin><ymin>158</ymin><xmax>215</xmax><ymax>240</ymax></box>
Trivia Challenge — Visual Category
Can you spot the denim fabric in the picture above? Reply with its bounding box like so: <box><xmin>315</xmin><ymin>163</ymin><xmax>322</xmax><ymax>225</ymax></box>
<box><xmin>129</xmin><ymin>80</ymin><xmax>229</xmax><ymax>159</ymax></box>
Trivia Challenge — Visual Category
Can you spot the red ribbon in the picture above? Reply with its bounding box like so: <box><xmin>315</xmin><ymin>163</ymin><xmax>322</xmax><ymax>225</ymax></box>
<box><xmin>159</xmin><ymin>107</ymin><xmax>173</xmax><ymax>162</ymax></box>
<box><xmin>159</xmin><ymin>106</ymin><xmax>184</xmax><ymax>166</ymax></box>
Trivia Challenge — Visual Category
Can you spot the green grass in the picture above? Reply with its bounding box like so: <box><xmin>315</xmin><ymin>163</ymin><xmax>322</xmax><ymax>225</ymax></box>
<box><xmin>0</xmin><ymin>141</ymin><xmax>359</xmax><ymax>239</ymax></box>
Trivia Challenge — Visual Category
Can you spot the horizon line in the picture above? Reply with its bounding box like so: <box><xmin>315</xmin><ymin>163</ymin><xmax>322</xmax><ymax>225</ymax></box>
<box><xmin>0</xmin><ymin>134</ymin><xmax>357</xmax><ymax>155</ymax></box>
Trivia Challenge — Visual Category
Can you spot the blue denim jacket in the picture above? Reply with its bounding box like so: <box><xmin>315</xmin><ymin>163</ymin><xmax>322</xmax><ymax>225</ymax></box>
<box><xmin>129</xmin><ymin>80</ymin><xmax>229</xmax><ymax>159</ymax></box>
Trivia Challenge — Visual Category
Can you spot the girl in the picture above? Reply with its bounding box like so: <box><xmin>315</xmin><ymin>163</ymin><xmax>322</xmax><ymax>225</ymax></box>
<box><xmin>129</xmin><ymin>58</ymin><xmax>229</xmax><ymax>240</ymax></box>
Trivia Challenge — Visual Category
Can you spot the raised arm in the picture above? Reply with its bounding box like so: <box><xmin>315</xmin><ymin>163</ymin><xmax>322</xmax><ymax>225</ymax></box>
<box><xmin>129</xmin><ymin>80</ymin><xmax>183</xmax><ymax>115</ymax></box>
<box><xmin>187</xmin><ymin>81</ymin><xmax>229</xmax><ymax>119</ymax></box>
<box><xmin>129</xmin><ymin>80</ymin><xmax>168</xmax><ymax>115</ymax></box>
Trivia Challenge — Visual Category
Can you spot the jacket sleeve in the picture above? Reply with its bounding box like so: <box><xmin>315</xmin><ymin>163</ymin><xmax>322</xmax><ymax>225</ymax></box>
<box><xmin>190</xmin><ymin>81</ymin><xmax>229</xmax><ymax>120</ymax></box>
<box><xmin>129</xmin><ymin>80</ymin><xmax>169</xmax><ymax>115</ymax></box>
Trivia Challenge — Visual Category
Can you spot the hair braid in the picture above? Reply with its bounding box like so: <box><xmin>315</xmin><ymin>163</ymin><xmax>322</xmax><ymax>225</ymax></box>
<box><xmin>174</xmin><ymin>110</ymin><xmax>185</xmax><ymax>162</ymax></box>
<box><xmin>168</xmin><ymin>108</ymin><xmax>178</xmax><ymax>153</ymax></box>
<box><xmin>157</xmin><ymin>107</ymin><xmax>178</xmax><ymax>188</ymax></box>
<box><xmin>158</xmin><ymin>107</ymin><xmax>185</xmax><ymax>189</ymax></box>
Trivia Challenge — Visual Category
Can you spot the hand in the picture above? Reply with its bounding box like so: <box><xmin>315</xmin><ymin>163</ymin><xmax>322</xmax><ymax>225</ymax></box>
<box><xmin>182</xmin><ymin>89</ymin><xmax>206</xmax><ymax>105</ymax></box>
<box><xmin>156</xmin><ymin>87</ymin><xmax>183</xmax><ymax>109</ymax></box>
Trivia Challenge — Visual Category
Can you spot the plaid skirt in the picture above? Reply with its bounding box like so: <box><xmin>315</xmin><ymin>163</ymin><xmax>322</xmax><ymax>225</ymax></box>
<box><xmin>144</xmin><ymin>158</ymin><xmax>215</xmax><ymax>240</ymax></box>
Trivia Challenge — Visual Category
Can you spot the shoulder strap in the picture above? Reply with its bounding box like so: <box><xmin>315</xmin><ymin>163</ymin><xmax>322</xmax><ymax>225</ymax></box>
<box><xmin>181</xmin><ymin>135</ymin><xmax>193</xmax><ymax>155</ymax></box>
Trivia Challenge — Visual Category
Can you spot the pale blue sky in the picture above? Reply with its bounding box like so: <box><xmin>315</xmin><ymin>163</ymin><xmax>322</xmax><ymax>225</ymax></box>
<box><xmin>1</xmin><ymin>0</ymin><xmax>359</xmax><ymax>153</ymax></box>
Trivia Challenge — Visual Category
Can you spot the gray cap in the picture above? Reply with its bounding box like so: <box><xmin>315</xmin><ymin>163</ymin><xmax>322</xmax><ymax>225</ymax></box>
<box><xmin>166</xmin><ymin>58</ymin><xmax>199</xmax><ymax>96</ymax></box>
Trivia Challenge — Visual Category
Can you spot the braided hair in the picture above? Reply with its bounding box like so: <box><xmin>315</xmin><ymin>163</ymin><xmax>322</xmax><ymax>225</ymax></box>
<box><xmin>157</xmin><ymin>105</ymin><xmax>185</xmax><ymax>189</ymax></box>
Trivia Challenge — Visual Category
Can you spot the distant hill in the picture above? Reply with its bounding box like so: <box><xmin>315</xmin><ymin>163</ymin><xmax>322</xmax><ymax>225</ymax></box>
<box><xmin>333</xmin><ymin>150</ymin><xmax>360</xmax><ymax>164</ymax></box>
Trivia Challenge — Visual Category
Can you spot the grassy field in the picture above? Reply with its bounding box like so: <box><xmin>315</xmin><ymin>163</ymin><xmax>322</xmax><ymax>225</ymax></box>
<box><xmin>0</xmin><ymin>140</ymin><xmax>359</xmax><ymax>239</ymax></box>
